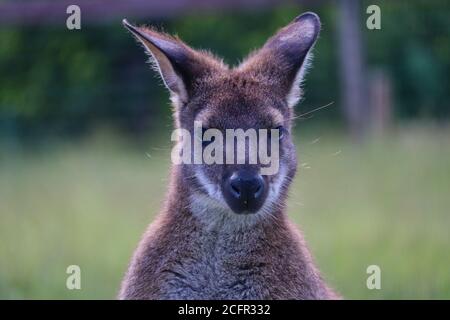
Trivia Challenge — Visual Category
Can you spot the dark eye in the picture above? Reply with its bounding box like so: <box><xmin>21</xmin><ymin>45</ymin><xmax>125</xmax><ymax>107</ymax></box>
<box><xmin>275</xmin><ymin>126</ymin><xmax>285</xmax><ymax>140</ymax></box>
<box><xmin>202</xmin><ymin>128</ymin><xmax>215</xmax><ymax>147</ymax></box>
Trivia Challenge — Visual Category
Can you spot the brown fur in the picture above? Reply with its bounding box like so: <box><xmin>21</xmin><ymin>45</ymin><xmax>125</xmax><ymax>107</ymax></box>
<box><xmin>119</xmin><ymin>12</ymin><xmax>339</xmax><ymax>300</ymax></box>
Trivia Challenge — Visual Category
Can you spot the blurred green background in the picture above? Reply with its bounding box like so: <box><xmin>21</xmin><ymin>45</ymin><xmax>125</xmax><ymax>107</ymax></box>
<box><xmin>0</xmin><ymin>0</ymin><xmax>449</xmax><ymax>299</ymax></box>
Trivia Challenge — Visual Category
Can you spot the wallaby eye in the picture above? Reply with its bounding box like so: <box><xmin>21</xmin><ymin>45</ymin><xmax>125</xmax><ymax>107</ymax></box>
<box><xmin>275</xmin><ymin>126</ymin><xmax>285</xmax><ymax>140</ymax></box>
<box><xmin>202</xmin><ymin>127</ymin><xmax>215</xmax><ymax>147</ymax></box>
<box><xmin>266</xmin><ymin>126</ymin><xmax>285</xmax><ymax>141</ymax></box>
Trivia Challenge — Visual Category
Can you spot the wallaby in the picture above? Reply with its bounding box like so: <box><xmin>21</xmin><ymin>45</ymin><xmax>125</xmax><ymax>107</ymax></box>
<box><xmin>119</xmin><ymin>12</ymin><xmax>339</xmax><ymax>300</ymax></box>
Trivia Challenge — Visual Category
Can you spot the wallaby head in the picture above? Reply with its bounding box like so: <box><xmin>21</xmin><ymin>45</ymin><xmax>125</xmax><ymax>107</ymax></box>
<box><xmin>123</xmin><ymin>13</ymin><xmax>320</xmax><ymax>224</ymax></box>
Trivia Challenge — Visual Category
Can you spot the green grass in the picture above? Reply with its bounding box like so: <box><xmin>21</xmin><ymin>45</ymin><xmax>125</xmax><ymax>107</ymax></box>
<box><xmin>1</xmin><ymin>125</ymin><xmax>449</xmax><ymax>299</ymax></box>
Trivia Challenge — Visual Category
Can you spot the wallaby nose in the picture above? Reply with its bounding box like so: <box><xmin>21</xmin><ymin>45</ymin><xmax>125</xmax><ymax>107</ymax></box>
<box><xmin>222</xmin><ymin>171</ymin><xmax>267</xmax><ymax>214</ymax></box>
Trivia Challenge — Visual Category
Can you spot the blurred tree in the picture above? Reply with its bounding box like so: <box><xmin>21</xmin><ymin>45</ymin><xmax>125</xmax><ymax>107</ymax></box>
<box><xmin>337</xmin><ymin>0</ymin><xmax>369</xmax><ymax>140</ymax></box>
<box><xmin>0</xmin><ymin>0</ymin><xmax>449</xmax><ymax>143</ymax></box>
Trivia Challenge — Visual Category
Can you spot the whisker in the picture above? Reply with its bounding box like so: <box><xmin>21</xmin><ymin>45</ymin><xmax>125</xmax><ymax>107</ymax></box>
<box><xmin>291</xmin><ymin>101</ymin><xmax>335</xmax><ymax>120</ymax></box>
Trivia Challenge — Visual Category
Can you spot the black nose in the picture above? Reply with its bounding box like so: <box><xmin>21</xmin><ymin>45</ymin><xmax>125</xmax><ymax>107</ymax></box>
<box><xmin>222</xmin><ymin>171</ymin><xmax>268</xmax><ymax>214</ymax></box>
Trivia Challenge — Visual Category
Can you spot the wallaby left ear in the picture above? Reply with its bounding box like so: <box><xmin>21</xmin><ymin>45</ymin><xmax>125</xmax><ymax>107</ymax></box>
<box><xmin>239</xmin><ymin>12</ymin><xmax>321</xmax><ymax>107</ymax></box>
<box><xmin>123</xmin><ymin>19</ymin><xmax>223</xmax><ymax>104</ymax></box>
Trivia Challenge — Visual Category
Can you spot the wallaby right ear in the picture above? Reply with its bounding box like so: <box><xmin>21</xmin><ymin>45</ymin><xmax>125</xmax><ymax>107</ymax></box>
<box><xmin>123</xmin><ymin>19</ymin><xmax>219</xmax><ymax>104</ymax></box>
<box><xmin>238</xmin><ymin>12</ymin><xmax>321</xmax><ymax>108</ymax></box>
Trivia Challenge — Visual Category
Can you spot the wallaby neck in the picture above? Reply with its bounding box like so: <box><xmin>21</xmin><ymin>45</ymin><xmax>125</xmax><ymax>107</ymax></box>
<box><xmin>119</xmin><ymin>165</ymin><xmax>336</xmax><ymax>299</ymax></box>
<box><xmin>143</xmin><ymin>166</ymin><xmax>333</xmax><ymax>299</ymax></box>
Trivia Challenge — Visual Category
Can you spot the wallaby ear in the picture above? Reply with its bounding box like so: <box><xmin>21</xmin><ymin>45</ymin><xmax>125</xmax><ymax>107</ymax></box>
<box><xmin>239</xmin><ymin>12</ymin><xmax>321</xmax><ymax>107</ymax></box>
<box><xmin>123</xmin><ymin>19</ymin><xmax>221</xmax><ymax>104</ymax></box>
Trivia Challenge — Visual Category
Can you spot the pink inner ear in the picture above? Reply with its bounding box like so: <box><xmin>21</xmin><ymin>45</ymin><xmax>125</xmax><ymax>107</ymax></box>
<box><xmin>264</xmin><ymin>12</ymin><xmax>320</xmax><ymax>55</ymax></box>
<box><xmin>234</xmin><ymin>12</ymin><xmax>320</xmax><ymax>108</ymax></box>
<box><xmin>124</xmin><ymin>19</ymin><xmax>228</xmax><ymax>103</ymax></box>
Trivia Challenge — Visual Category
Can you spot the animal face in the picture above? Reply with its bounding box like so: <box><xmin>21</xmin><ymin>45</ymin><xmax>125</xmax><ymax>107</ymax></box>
<box><xmin>123</xmin><ymin>12</ymin><xmax>320</xmax><ymax>217</ymax></box>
